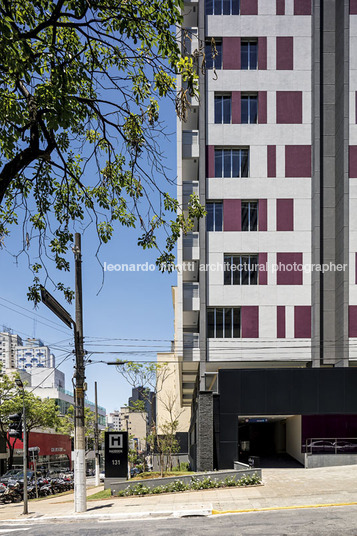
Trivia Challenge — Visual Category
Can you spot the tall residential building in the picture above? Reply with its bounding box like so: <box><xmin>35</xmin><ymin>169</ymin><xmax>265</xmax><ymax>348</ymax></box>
<box><xmin>0</xmin><ymin>331</ymin><xmax>22</xmax><ymax>369</ymax></box>
<box><xmin>16</xmin><ymin>338</ymin><xmax>55</xmax><ymax>370</ymax></box>
<box><xmin>176</xmin><ymin>0</ymin><xmax>357</xmax><ymax>471</ymax></box>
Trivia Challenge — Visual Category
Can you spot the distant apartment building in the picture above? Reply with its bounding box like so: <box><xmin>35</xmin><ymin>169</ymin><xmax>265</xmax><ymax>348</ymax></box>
<box><xmin>106</xmin><ymin>410</ymin><xmax>121</xmax><ymax>431</ymax></box>
<box><xmin>16</xmin><ymin>338</ymin><xmax>55</xmax><ymax>370</ymax></box>
<box><xmin>0</xmin><ymin>331</ymin><xmax>22</xmax><ymax>369</ymax></box>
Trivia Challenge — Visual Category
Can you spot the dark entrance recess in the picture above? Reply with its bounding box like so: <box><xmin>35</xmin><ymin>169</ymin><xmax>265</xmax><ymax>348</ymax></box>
<box><xmin>213</xmin><ymin>368</ymin><xmax>357</xmax><ymax>469</ymax></box>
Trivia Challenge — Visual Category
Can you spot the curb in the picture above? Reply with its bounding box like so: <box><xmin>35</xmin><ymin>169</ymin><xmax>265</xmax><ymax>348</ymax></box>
<box><xmin>0</xmin><ymin>508</ymin><xmax>213</xmax><ymax>524</ymax></box>
<box><xmin>212</xmin><ymin>501</ymin><xmax>357</xmax><ymax>516</ymax></box>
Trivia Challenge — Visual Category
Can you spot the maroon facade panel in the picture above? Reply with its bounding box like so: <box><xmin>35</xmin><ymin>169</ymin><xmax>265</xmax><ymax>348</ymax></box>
<box><xmin>276</xmin><ymin>37</ymin><xmax>294</xmax><ymax>70</ymax></box>
<box><xmin>351</xmin><ymin>0</ymin><xmax>357</xmax><ymax>14</ymax></box>
<box><xmin>285</xmin><ymin>145</ymin><xmax>311</xmax><ymax>177</ymax></box>
<box><xmin>276</xmin><ymin>91</ymin><xmax>302</xmax><ymax>124</ymax></box>
<box><xmin>223</xmin><ymin>37</ymin><xmax>241</xmax><ymax>70</ymax></box>
<box><xmin>258</xmin><ymin>37</ymin><xmax>267</xmax><ymax>70</ymax></box>
<box><xmin>277</xmin><ymin>306</ymin><xmax>286</xmax><ymax>338</ymax></box>
<box><xmin>258</xmin><ymin>253</ymin><xmax>268</xmax><ymax>285</ymax></box>
<box><xmin>258</xmin><ymin>91</ymin><xmax>267</xmax><ymax>124</ymax></box>
<box><xmin>349</xmin><ymin>306</ymin><xmax>357</xmax><ymax>337</ymax></box>
<box><xmin>241</xmin><ymin>0</ymin><xmax>258</xmax><ymax>15</ymax></box>
<box><xmin>223</xmin><ymin>200</ymin><xmax>241</xmax><ymax>231</ymax></box>
<box><xmin>349</xmin><ymin>146</ymin><xmax>357</xmax><ymax>178</ymax></box>
<box><xmin>277</xmin><ymin>199</ymin><xmax>294</xmax><ymax>231</ymax></box>
<box><xmin>294</xmin><ymin>0</ymin><xmax>311</xmax><ymax>15</ymax></box>
<box><xmin>267</xmin><ymin>145</ymin><xmax>276</xmax><ymax>177</ymax></box>
<box><xmin>276</xmin><ymin>252</ymin><xmax>303</xmax><ymax>285</ymax></box>
<box><xmin>207</xmin><ymin>146</ymin><xmax>215</xmax><ymax>178</ymax></box>
<box><xmin>232</xmin><ymin>91</ymin><xmax>241</xmax><ymax>124</ymax></box>
<box><xmin>276</xmin><ymin>0</ymin><xmax>285</xmax><ymax>14</ymax></box>
<box><xmin>294</xmin><ymin>306</ymin><xmax>311</xmax><ymax>338</ymax></box>
<box><xmin>241</xmin><ymin>306</ymin><xmax>259</xmax><ymax>338</ymax></box>
<box><xmin>258</xmin><ymin>199</ymin><xmax>267</xmax><ymax>231</ymax></box>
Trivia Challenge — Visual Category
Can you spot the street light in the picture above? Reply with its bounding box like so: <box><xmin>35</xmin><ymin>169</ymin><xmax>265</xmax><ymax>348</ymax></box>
<box><xmin>15</xmin><ymin>378</ymin><xmax>28</xmax><ymax>515</ymax></box>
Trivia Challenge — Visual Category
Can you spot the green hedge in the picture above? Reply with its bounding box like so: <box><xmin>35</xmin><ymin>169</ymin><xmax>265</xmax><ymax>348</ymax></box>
<box><xmin>116</xmin><ymin>473</ymin><xmax>261</xmax><ymax>497</ymax></box>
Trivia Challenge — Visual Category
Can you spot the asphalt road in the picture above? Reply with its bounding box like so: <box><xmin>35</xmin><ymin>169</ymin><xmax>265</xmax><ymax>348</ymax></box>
<box><xmin>1</xmin><ymin>506</ymin><xmax>357</xmax><ymax>535</ymax></box>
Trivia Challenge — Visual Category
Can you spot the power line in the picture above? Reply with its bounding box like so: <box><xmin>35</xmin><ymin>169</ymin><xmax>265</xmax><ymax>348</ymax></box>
<box><xmin>0</xmin><ymin>302</ymin><xmax>69</xmax><ymax>335</ymax></box>
<box><xmin>0</xmin><ymin>296</ymin><xmax>68</xmax><ymax>331</ymax></box>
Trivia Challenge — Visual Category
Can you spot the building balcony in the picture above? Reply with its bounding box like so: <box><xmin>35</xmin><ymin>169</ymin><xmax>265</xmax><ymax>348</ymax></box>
<box><xmin>182</xmin><ymin>180</ymin><xmax>199</xmax><ymax>209</ymax></box>
<box><xmin>183</xmin><ymin>282</ymin><xmax>200</xmax><ymax>311</ymax></box>
<box><xmin>183</xmin><ymin>232</ymin><xmax>199</xmax><ymax>261</ymax></box>
<box><xmin>182</xmin><ymin>130</ymin><xmax>199</xmax><ymax>159</ymax></box>
<box><xmin>182</xmin><ymin>157</ymin><xmax>198</xmax><ymax>182</ymax></box>
<box><xmin>183</xmin><ymin>2</ymin><xmax>198</xmax><ymax>28</ymax></box>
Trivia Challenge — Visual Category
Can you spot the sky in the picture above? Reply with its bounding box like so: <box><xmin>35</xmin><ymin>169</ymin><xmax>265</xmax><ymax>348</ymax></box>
<box><xmin>0</xmin><ymin>97</ymin><xmax>178</xmax><ymax>415</ymax></box>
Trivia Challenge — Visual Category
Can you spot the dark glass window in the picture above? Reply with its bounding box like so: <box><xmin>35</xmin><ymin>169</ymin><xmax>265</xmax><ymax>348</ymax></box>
<box><xmin>241</xmin><ymin>201</ymin><xmax>258</xmax><ymax>231</ymax></box>
<box><xmin>241</xmin><ymin>95</ymin><xmax>258</xmax><ymax>124</ymax></box>
<box><xmin>215</xmin><ymin>148</ymin><xmax>249</xmax><ymax>178</ymax></box>
<box><xmin>241</xmin><ymin>41</ymin><xmax>258</xmax><ymax>70</ymax></box>
<box><xmin>205</xmin><ymin>40</ymin><xmax>222</xmax><ymax>70</ymax></box>
<box><xmin>224</xmin><ymin>255</ymin><xmax>259</xmax><ymax>285</ymax></box>
<box><xmin>206</xmin><ymin>0</ymin><xmax>240</xmax><ymax>15</ymax></box>
<box><xmin>214</xmin><ymin>95</ymin><xmax>231</xmax><ymax>124</ymax></box>
<box><xmin>207</xmin><ymin>308</ymin><xmax>241</xmax><ymax>338</ymax></box>
<box><xmin>207</xmin><ymin>202</ymin><xmax>223</xmax><ymax>231</ymax></box>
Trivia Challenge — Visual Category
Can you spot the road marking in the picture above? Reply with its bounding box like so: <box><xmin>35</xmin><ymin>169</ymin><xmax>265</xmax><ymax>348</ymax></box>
<box><xmin>0</xmin><ymin>529</ymin><xmax>31</xmax><ymax>533</ymax></box>
<box><xmin>212</xmin><ymin>501</ymin><xmax>357</xmax><ymax>516</ymax></box>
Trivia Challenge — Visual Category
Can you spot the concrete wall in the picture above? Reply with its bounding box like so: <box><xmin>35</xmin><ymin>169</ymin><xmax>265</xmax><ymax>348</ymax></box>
<box><xmin>305</xmin><ymin>454</ymin><xmax>357</xmax><ymax>468</ymax></box>
<box><xmin>286</xmin><ymin>415</ymin><xmax>304</xmax><ymax>465</ymax></box>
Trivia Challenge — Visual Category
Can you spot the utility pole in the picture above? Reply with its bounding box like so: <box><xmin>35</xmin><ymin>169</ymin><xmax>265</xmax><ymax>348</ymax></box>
<box><xmin>94</xmin><ymin>381</ymin><xmax>100</xmax><ymax>486</ymax></box>
<box><xmin>73</xmin><ymin>233</ymin><xmax>86</xmax><ymax>512</ymax></box>
<box><xmin>14</xmin><ymin>379</ymin><xmax>27</xmax><ymax>515</ymax></box>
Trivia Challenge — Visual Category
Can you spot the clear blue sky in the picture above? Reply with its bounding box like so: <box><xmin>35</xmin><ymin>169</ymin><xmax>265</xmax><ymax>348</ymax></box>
<box><xmin>0</xmin><ymin>98</ymin><xmax>178</xmax><ymax>414</ymax></box>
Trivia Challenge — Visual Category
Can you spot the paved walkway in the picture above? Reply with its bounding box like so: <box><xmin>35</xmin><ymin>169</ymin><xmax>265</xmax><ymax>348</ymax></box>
<box><xmin>1</xmin><ymin>465</ymin><xmax>357</xmax><ymax>522</ymax></box>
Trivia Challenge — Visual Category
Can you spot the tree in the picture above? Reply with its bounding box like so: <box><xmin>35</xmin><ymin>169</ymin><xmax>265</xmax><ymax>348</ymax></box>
<box><xmin>0</xmin><ymin>0</ymin><xmax>204</xmax><ymax>302</ymax></box>
<box><xmin>0</xmin><ymin>377</ymin><xmax>60</xmax><ymax>469</ymax></box>
<box><xmin>117</xmin><ymin>361</ymin><xmax>176</xmax><ymax>475</ymax></box>
<box><xmin>57</xmin><ymin>404</ymin><xmax>96</xmax><ymax>452</ymax></box>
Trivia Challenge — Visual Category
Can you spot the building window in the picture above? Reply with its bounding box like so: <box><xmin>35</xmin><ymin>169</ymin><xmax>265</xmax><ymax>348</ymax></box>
<box><xmin>241</xmin><ymin>94</ymin><xmax>258</xmax><ymax>123</ymax></box>
<box><xmin>207</xmin><ymin>307</ymin><xmax>241</xmax><ymax>338</ymax></box>
<box><xmin>214</xmin><ymin>148</ymin><xmax>249</xmax><ymax>177</ymax></box>
<box><xmin>241</xmin><ymin>40</ymin><xmax>258</xmax><ymax>70</ymax></box>
<box><xmin>205</xmin><ymin>40</ymin><xmax>222</xmax><ymax>70</ymax></box>
<box><xmin>214</xmin><ymin>94</ymin><xmax>231</xmax><ymax>123</ymax></box>
<box><xmin>206</xmin><ymin>0</ymin><xmax>240</xmax><ymax>15</ymax></box>
<box><xmin>224</xmin><ymin>255</ymin><xmax>258</xmax><ymax>285</ymax></box>
<box><xmin>207</xmin><ymin>202</ymin><xmax>223</xmax><ymax>231</ymax></box>
<box><xmin>241</xmin><ymin>201</ymin><xmax>258</xmax><ymax>231</ymax></box>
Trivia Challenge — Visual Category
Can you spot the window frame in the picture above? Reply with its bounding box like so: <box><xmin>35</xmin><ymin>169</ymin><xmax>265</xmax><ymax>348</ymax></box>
<box><xmin>214</xmin><ymin>93</ymin><xmax>232</xmax><ymax>124</ymax></box>
<box><xmin>206</xmin><ymin>0</ymin><xmax>240</xmax><ymax>15</ymax></box>
<box><xmin>206</xmin><ymin>201</ymin><xmax>223</xmax><ymax>231</ymax></box>
<box><xmin>241</xmin><ymin>94</ymin><xmax>258</xmax><ymax>124</ymax></box>
<box><xmin>224</xmin><ymin>254</ymin><xmax>259</xmax><ymax>285</ymax></box>
<box><xmin>214</xmin><ymin>148</ymin><xmax>250</xmax><ymax>178</ymax></box>
<box><xmin>241</xmin><ymin>200</ymin><xmax>258</xmax><ymax>231</ymax></box>
<box><xmin>205</xmin><ymin>39</ymin><xmax>222</xmax><ymax>70</ymax></box>
<box><xmin>241</xmin><ymin>40</ymin><xmax>258</xmax><ymax>70</ymax></box>
<box><xmin>207</xmin><ymin>307</ymin><xmax>241</xmax><ymax>338</ymax></box>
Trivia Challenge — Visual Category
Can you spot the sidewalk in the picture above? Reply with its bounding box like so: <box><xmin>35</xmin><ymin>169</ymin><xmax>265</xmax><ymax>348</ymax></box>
<box><xmin>1</xmin><ymin>465</ymin><xmax>357</xmax><ymax>523</ymax></box>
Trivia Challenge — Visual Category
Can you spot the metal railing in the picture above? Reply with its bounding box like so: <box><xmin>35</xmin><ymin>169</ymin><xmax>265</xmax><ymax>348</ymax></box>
<box><xmin>304</xmin><ymin>437</ymin><xmax>357</xmax><ymax>455</ymax></box>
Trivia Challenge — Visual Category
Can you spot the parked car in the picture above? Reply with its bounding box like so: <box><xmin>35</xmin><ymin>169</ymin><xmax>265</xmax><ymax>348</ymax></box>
<box><xmin>99</xmin><ymin>471</ymin><xmax>105</xmax><ymax>482</ymax></box>
<box><xmin>334</xmin><ymin>440</ymin><xmax>357</xmax><ymax>453</ymax></box>
<box><xmin>0</xmin><ymin>470</ymin><xmax>21</xmax><ymax>485</ymax></box>
<box><xmin>307</xmin><ymin>440</ymin><xmax>335</xmax><ymax>453</ymax></box>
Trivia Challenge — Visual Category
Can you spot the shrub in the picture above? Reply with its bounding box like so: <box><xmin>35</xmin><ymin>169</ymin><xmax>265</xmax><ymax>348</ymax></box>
<box><xmin>115</xmin><ymin>472</ymin><xmax>261</xmax><ymax>497</ymax></box>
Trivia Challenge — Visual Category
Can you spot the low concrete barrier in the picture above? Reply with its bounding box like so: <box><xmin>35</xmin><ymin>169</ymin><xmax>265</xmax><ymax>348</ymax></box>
<box><xmin>105</xmin><ymin>467</ymin><xmax>262</xmax><ymax>495</ymax></box>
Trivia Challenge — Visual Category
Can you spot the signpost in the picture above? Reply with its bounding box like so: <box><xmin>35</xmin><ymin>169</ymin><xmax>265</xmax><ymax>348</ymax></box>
<box><xmin>104</xmin><ymin>432</ymin><xmax>128</xmax><ymax>480</ymax></box>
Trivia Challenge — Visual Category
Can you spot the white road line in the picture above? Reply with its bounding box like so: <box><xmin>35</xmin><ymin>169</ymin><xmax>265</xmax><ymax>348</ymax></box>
<box><xmin>0</xmin><ymin>529</ymin><xmax>31</xmax><ymax>533</ymax></box>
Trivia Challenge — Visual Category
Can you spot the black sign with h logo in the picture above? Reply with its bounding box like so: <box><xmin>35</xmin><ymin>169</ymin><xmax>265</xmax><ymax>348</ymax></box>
<box><xmin>104</xmin><ymin>431</ymin><xmax>128</xmax><ymax>478</ymax></box>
